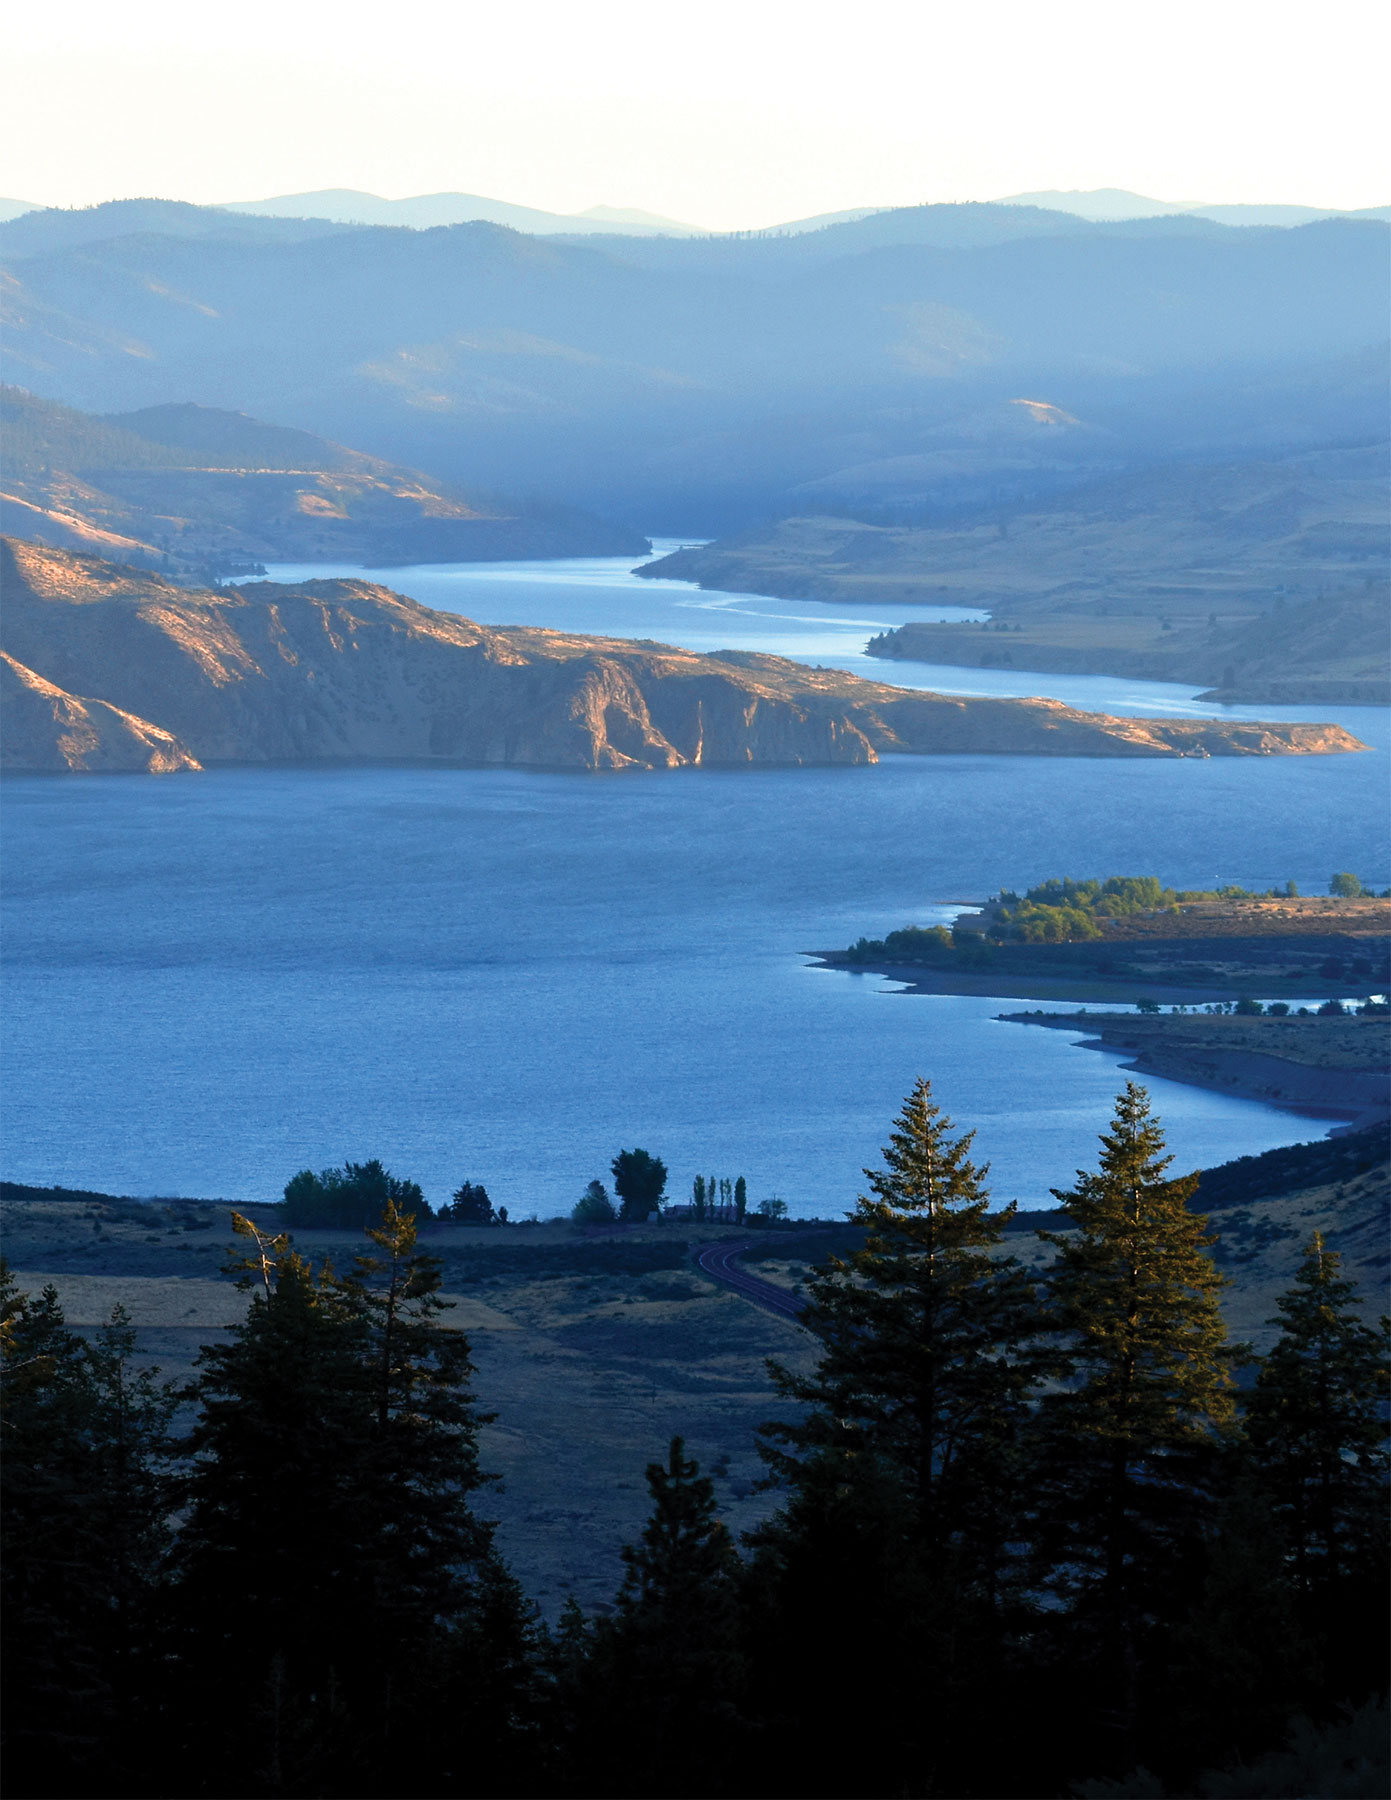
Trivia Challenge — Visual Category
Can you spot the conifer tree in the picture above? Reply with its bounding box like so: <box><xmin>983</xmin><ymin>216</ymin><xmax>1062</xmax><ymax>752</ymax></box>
<box><xmin>342</xmin><ymin>1198</ymin><xmax>497</xmax><ymax>1627</ymax></box>
<box><xmin>169</xmin><ymin>1209</ymin><xmax>530</xmax><ymax>1794</ymax></box>
<box><xmin>748</xmin><ymin>1082</ymin><xmax>1045</xmax><ymax>1797</ymax></box>
<box><xmin>572</xmin><ymin>1439</ymin><xmax>744</xmax><ymax>1796</ymax></box>
<box><xmin>1244</xmin><ymin>1232</ymin><xmax>1389</xmax><ymax>1693</ymax></box>
<box><xmin>1</xmin><ymin>1267</ymin><xmax>174</xmax><ymax>1797</ymax></box>
<box><xmin>763</xmin><ymin>1078</ymin><xmax>1043</xmax><ymax>1574</ymax></box>
<box><xmin>1245</xmin><ymin>1231</ymin><xmax>1389</xmax><ymax>1587</ymax></box>
<box><xmin>1033</xmin><ymin>1083</ymin><xmax>1237</xmax><ymax>1750</ymax></box>
<box><xmin>166</xmin><ymin>1238</ymin><xmax>374</xmax><ymax>1789</ymax></box>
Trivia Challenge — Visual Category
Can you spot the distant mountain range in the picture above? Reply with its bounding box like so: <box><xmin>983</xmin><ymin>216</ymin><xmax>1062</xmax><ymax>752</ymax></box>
<box><xmin>2</xmin><ymin>197</ymin><xmax>1386</xmax><ymax>530</ymax></box>
<box><xmin>223</xmin><ymin>190</ymin><xmax>710</xmax><ymax>236</ymax></box>
<box><xmin>3</xmin><ymin>187</ymin><xmax>1385</xmax><ymax>234</ymax></box>
<box><xmin>999</xmin><ymin>188</ymin><xmax>1391</xmax><ymax>227</ymax></box>
<box><xmin>0</xmin><ymin>388</ymin><xmax>647</xmax><ymax>574</ymax></box>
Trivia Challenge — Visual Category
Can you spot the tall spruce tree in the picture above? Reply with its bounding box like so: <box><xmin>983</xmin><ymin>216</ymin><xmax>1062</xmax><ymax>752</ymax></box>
<box><xmin>1245</xmin><ymin>1231</ymin><xmax>1389</xmax><ymax>1590</ymax></box>
<box><xmin>342</xmin><ymin>1200</ymin><xmax>498</xmax><ymax>1630</ymax></box>
<box><xmin>168</xmin><ymin>1208</ymin><xmax>534</xmax><ymax>1796</ymax></box>
<box><xmin>763</xmin><ymin>1078</ymin><xmax>1043</xmax><ymax>1572</ymax></box>
<box><xmin>1034</xmin><ymin>1083</ymin><xmax>1237</xmax><ymax>1758</ymax></box>
<box><xmin>749</xmin><ymin>1080</ymin><xmax>1045</xmax><ymax>1798</ymax></box>
<box><xmin>166</xmin><ymin>1235</ymin><xmax>375</xmax><ymax>1792</ymax></box>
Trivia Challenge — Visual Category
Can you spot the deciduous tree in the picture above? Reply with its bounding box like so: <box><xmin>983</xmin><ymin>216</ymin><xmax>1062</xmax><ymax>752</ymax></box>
<box><xmin>611</xmin><ymin>1148</ymin><xmax>667</xmax><ymax>1222</ymax></box>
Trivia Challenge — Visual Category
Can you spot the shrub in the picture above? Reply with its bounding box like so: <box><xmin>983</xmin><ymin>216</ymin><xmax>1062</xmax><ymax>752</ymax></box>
<box><xmin>281</xmin><ymin>1159</ymin><xmax>428</xmax><ymax>1228</ymax></box>
<box><xmin>572</xmin><ymin>1180</ymin><xmax>618</xmax><ymax>1226</ymax></box>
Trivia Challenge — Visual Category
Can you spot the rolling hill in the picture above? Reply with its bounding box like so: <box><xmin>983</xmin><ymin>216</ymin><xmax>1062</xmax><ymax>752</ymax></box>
<box><xmin>0</xmin><ymin>388</ymin><xmax>648</xmax><ymax>575</ymax></box>
<box><xmin>640</xmin><ymin>443</ymin><xmax>1390</xmax><ymax>701</ymax></box>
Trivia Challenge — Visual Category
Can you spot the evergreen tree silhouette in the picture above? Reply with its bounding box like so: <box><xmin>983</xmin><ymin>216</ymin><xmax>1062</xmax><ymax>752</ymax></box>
<box><xmin>1034</xmin><ymin>1083</ymin><xmax>1236</xmax><ymax>1765</ymax></box>
<box><xmin>1245</xmin><ymin>1231</ymin><xmax>1389</xmax><ymax>1699</ymax></box>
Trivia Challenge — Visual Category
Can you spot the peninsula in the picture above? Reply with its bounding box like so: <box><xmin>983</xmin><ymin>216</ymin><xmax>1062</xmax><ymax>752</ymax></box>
<box><xmin>1</xmin><ymin>541</ymin><xmax>1366</xmax><ymax>774</ymax></box>
<box><xmin>818</xmin><ymin>878</ymin><xmax>1391</xmax><ymax>1002</ymax></box>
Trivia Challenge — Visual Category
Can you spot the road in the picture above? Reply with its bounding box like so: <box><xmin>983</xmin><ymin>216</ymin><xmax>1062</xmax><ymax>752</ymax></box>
<box><xmin>694</xmin><ymin>1239</ymin><xmax>807</xmax><ymax>1323</ymax></box>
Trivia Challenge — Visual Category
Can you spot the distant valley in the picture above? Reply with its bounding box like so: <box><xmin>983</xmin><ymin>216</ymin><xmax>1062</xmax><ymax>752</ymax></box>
<box><xmin>642</xmin><ymin>445</ymin><xmax>1390</xmax><ymax>702</ymax></box>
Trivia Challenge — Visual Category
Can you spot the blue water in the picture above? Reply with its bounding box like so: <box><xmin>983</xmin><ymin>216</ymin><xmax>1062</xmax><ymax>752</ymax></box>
<box><xmin>3</xmin><ymin>550</ymin><xmax>1387</xmax><ymax>1217</ymax></box>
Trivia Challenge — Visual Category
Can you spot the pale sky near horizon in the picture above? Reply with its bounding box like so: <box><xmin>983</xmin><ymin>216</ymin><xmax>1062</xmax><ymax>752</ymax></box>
<box><xmin>4</xmin><ymin>0</ymin><xmax>1388</xmax><ymax>227</ymax></box>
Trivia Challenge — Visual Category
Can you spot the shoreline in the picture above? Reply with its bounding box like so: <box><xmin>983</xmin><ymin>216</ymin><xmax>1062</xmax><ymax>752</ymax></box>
<box><xmin>998</xmin><ymin>1010</ymin><xmax>1391</xmax><ymax>1134</ymax></box>
<box><xmin>805</xmin><ymin>955</ymin><xmax>1372</xmax><ymax>1007</ymax></box>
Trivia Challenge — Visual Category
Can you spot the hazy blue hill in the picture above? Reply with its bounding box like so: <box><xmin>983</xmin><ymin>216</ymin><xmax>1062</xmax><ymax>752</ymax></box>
<box><xmin>0</xmin><ymin>387</ymin><xmax>647</xmax><ymax>571</ymax></box>
<box><xmin>224</xmin><ymin>188</ymin><xmax>706</xmax><ymax>235</ymax></box>
<box><xmin>3</xmin><ymin>209</ymin><xmax>1385</xmax><ymax>528</ymax></box>
<box><xmin>102</xmin><ymin>402</ymin><xmax>372</xmax><ymax>471</ymax></box>
<box><xmin>575</xmin><ymin>201</ymin><xmax>1128</xmax><ymax>275</ymax></box>
<box><xmin>1002</xmin><ymin>187</ymin><xmax>1391</xmax><ymax>226</ymax></box>
<box><xmin>2</xmin><ymin>386</ymin><xmax>208</xmax><ymax>472</ymax></box>
<box><xmin>2</xmin><ymin>388</ymin><xmax>381</xmax><ymax>476</ymax></box>
<box><xmin>0</xmin><ymin>198</ymin><xmax>360</xmax><ymax>258</ymax></box>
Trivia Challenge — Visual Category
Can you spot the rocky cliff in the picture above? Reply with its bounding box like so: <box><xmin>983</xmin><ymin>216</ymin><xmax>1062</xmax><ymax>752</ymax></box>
<box><xmin>0</xmin><ymin>540</ymin><xmax>1366</xmax><ymax>774</ymax></box>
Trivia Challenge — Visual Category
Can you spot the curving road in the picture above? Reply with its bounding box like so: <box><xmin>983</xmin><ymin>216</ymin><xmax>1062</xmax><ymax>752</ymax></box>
<box><xmin>695</xmin><ymin>1239</ymin><xmax>807</xmax><ymax>1323</ymax></box>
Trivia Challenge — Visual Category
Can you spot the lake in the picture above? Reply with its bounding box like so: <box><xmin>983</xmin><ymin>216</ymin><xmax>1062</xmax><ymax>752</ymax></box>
<box><xmin>2</xmin><ymin>547</ymin><xmax>1386</xmax><ymax>1217</ymax></box>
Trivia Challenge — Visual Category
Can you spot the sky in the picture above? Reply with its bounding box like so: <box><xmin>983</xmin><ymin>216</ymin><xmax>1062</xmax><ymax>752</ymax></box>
<box><xmin>4</xmin><ymin>0</ymin><xmax>1388</xmax><ymax>227</ymax></box>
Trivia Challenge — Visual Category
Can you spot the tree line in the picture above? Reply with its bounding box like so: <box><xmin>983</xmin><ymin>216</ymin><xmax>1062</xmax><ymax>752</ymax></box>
<box><xmin>2</xmin><ymin>1081</ymin><xmax>1385</xmax><ymax>1798</ymax></box>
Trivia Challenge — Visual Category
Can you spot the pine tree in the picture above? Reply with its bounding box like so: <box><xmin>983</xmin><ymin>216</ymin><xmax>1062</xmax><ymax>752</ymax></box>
<box><xmin>1034</xmin><ymin>1083</ymin><xmax>1237</xmax><ymax>1755</ymax></box>
<box><xmin>1244</xmin><ymin>1232</ymin><xmax>1389</xmax><ymax>1695</ymax></box>
<box><xmin>763</xmin><ymin>1078</ymin><xmax>1043</xmax><ymax>1575</ymax></box>
<box><xmin>343</xmin><ymin>1198</ymin><xmax>497</xmax><ymax>1633</ymax></box>
<box><xmin>1</xmin><ymin>1266</ymin><xmax>174</xmax><ymax>1797</ymax></box>
<box><xmin>166</xmin><ymin>1238</ymin><xmax>375</xmax><ymax>1791</ymax></box>
<box><xmin>747</xmin><ymin>1082</ymin><xmax>1045</xmax><ymax>1798</ymax></box>
<box><xmin>572</xmin><ymin>1439</ymin><xmax>744</xmax><ymax>1796</ymax></box>
<box><xmin>168</xmin><ymin>1209</ymin><xmax>527</xmax><ymax>1794</ymax></box>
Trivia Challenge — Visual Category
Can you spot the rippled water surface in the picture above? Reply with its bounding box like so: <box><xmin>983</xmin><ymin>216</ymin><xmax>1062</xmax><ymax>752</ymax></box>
<box><xmin>3</xmin><ymin>549</ymin><xmax>1386</xmax><ymax>1215</ymax></box>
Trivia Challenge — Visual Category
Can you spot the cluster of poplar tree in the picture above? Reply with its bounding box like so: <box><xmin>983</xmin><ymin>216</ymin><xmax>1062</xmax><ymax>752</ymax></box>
<box><xmin>2</xmin><ymin>1081</ymin><xmax>1386</xmax><ymax>1798</ymax></box>
<box><xmin>691</xmin><ymin>1174</ymin><xmax>747</xmax><ymax>1221</ymax></box>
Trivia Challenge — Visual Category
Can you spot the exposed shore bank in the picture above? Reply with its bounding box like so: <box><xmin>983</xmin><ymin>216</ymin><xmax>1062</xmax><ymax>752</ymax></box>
<box><xmin>999</xmin><ymin>1010</ymin><xmax>1391</xmax><ymax>1132</ymax></box>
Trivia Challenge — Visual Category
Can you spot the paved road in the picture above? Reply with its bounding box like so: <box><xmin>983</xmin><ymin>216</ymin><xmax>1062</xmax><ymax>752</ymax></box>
<box><xmin>695</xmin><ymin>1239</ymin><xmax>807</xmax><ymax>1323</ymax></box>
